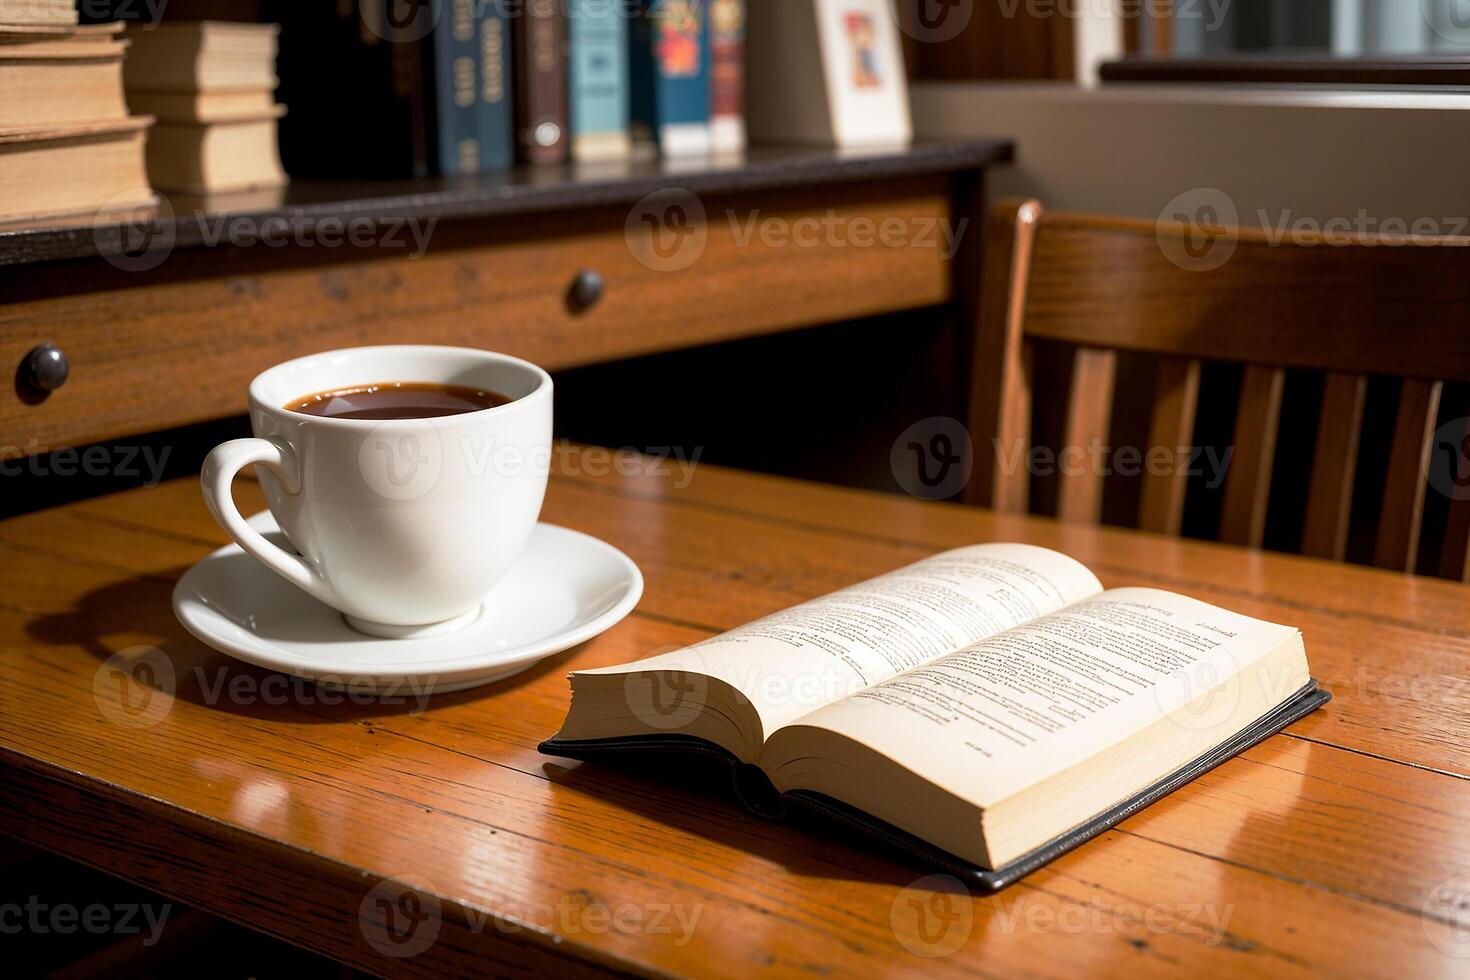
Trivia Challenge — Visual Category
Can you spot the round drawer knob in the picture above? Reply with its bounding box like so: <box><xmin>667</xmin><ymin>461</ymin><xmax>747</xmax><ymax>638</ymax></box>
<box><xmin>567</xmin><ymin>268</ymin><xmax>605</xmax><ymax>313</ymax></box>
<box><xmin>23</xmin><ymin>344</ymin><xmax>69</xmax><ymax>393</ymax></box>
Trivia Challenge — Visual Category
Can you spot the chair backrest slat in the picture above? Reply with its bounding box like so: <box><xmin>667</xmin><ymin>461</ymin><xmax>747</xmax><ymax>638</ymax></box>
<box><xmin>1220</xmin><ymin>366</ymin><xmax>1285</xmax><ymax>548</ymax></box>
<box><xmin>1138</xmin><ymin>357</ymin><xmax>1202</xmax><ymax>536</ymax></box>
<box><xmin>1302</xmin><ymin>372</ymin><xmax>1368</xmax><ymax>562</ymax></box>
<box><xmin>1057</xmin><ymin>347</ymin><xmax>1117</xmax><ymax>525</ymax></box>
<box><xmin>1374</xmin><ymin>379</ymin><xmax>1444</xmax><ymax>573</ymax></box>
<box><xmin>1442</xmin><ymin>438</ymin><xmax>1470</xmax><ymax>582</ymax></box>
<box><xmin>969</xmin><ymin>201</ymin><xmax>1040</xmax><ymax>514</ymax></box>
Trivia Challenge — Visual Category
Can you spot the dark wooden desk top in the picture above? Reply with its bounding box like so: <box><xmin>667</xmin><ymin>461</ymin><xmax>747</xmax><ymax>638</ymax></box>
<box><xmin>0</xmin><ymin>139</ymin><xmax>1013</xmax><ymax>269</ymax></box>
<box><xmin>1</xmin><ymin>457</ymin><xmax>1467</xmax><ymax>976</ymax></box>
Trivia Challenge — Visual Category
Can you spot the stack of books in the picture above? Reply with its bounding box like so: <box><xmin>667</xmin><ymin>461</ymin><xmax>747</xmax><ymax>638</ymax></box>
<box><xmin>0</xmin><ymin>2</ymin><xmax>154</xmax><ymax>224</ymax></box>
<box><xmin>275</xmin><ymin>0</ymin><xmax>747</xmax><ymax>178</ymax></box>
<box><xmin>124</xmin><ymin>20</ymin><xmax>287</xmax><ymax>194</ymax></box>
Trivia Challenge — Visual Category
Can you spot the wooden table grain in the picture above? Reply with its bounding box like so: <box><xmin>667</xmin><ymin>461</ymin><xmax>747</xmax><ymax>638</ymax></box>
<box><xmin>1</xmin><ymin>454</ymin><xmax>1467</xmax><ymax>977</ymax></box>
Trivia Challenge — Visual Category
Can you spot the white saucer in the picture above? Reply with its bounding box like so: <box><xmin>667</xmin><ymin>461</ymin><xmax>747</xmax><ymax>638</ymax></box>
<box><xmin>173</xmin><ymin>511</ymin><xmax>643</xmax><ymax>695</ymax></box>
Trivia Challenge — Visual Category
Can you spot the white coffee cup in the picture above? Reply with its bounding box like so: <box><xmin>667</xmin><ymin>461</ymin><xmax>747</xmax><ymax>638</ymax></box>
<box><xmin>201</xmin><ymin>346</ymin><xmax>552</xmax><ymax>638</ymax></box>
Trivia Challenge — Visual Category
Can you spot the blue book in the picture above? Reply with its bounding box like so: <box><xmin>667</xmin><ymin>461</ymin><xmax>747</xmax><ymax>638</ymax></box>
<box><xmin>429</xmin><ymin>0</ymin><xmax>482</xmax><ymax>175</ymax></box>
<box><xmin>629</xmin><ymin>0</ymin><xmax>711</xmax><ymax>156</ymax></box>
<box><xmin>475</xmin><ymin>0</ymin><xmax>515</xmax><ymax>171</ymax></box>
<box><xmin>569</xmin><ymin>0</ymin><xmax>632</xmax><ymax>161</ymax></box>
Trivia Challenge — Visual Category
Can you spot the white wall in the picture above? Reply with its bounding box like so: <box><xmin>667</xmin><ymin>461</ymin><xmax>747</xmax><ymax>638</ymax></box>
<box><xmin>912</xmin><ymin>82</ymin><xmax>1470</xmax><ymax>231</ymax></box>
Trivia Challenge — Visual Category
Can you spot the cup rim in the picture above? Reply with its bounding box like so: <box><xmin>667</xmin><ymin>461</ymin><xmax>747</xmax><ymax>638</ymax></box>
<box><xmin>248</xmin><ymin>345</ymin><xmax>552</xmax><ymax>429</ymax></box>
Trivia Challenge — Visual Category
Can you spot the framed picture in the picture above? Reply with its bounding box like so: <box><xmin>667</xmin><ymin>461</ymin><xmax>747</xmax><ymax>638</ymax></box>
<box><xmin>747</xmin><ymin>0</ymin><xmax>912</xmax><ymax>147</ymax></box>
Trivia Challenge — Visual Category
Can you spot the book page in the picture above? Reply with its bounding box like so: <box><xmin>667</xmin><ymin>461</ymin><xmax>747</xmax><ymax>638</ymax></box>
<box><xmin>778</xmin><ymin>587</ymin><xmax>1304</xmax><ymax>807</ymax></box>
<box><xmin>577</xmin><ymin>544</ymin><xmax>1103</xmax><ymax>737</ymax></box>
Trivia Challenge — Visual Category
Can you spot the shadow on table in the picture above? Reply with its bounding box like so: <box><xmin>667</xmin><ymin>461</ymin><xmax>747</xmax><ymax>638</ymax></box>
<box><xmin>540</xmin><ymin>753</ymin><xmax>925</xmax><ymax>886</ymax></box>
<box><xmin>24</xmin><ymin>566</ymin><xmax>569</xmax><ymax>724</ymax></box>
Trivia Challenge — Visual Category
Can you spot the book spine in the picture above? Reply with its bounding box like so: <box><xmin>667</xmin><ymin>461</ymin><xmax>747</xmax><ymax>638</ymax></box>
<box><xmin>708</xmin><ymin>0</ymin><xmax>745</xmax><ymax>153</ymax></box>
<box><xmin>428</xmin><ymin>0</ymin><xmax>482</xmax><ymax>175</ymax></box>
<box><xmin>475</xmin><ymin>0</ymin><xmax>514</xmax><ymax>170</ymax></box>
<box><xmin>387</xmin><ymin>4</ymin><xmax>431</xmax><ymax>179</ymax></box>
<box><xmin>513</xmin><ymin>0</ymin><xmax>569</xmax><ymax>164</ymax></box>
<box><xmin>271</xmin><ymin>1</ymin><xmax>422</xmax><ymax>178</ymax></box>
<box><xmin>630</xmin><ymin>0</ymin><xmax>711</xmax><ymax>156</ymax></box>
<box><xmin>568</xmin><ymin>0</ymin><xmax>631</xmax><ymax>161</ymax></box>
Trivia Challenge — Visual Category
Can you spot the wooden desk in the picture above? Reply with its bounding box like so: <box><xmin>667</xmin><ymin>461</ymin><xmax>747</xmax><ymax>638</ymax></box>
<box><xmin>0</xmin><ymin>141</ymin><xmax>1009</xmax><ymax>454</ymax></box>
<box><xmin>1</xmin><ymin>457</ymin><xmax>1467</xmax><ymax>977</ymax></box>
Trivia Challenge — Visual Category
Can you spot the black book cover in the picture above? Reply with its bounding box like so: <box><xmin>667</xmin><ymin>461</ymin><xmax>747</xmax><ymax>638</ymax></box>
<box><xmin>541</xmin><ymin>681</ymin><xmax>1329</xmax><ymax>891</ymax></box>
<box><xmin>270</xmin><ymin>0</ymin><xmax>430</xmax><ymax>178</ymax></box>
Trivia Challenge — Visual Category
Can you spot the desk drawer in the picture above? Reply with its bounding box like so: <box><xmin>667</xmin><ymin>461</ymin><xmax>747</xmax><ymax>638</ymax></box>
<box><xmin>1</xmin><ymin>178</ymin><xmax>954</xmax><ymax>452</ymax></box>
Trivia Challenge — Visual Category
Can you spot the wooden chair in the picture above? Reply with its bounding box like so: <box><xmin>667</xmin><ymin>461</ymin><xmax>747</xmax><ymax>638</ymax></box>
<box><xmin>965</xmin><ymin>199</ymin><xmax>1470</xmax><ymax>581</ymax></box>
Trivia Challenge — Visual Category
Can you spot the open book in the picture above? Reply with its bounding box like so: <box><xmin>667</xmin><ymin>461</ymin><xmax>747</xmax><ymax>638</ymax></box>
<box><xmin>542</xmin><ymin>544</ymin><xmax>1326</xmax><ymax>886</ymax></box>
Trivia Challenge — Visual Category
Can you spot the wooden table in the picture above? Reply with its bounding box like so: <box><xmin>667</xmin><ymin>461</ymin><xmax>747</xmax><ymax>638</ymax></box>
<box><xmin>1</xmin><ymin>456</ymin><xmax>1468</xmax><ymax>977</ymax></box>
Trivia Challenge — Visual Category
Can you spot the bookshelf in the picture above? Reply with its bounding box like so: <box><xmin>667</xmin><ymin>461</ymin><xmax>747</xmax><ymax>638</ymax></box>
<box><xmin>0</xmin><ymin>140</ymin><xmax>1010</xmax><ymax>267</ymax></box>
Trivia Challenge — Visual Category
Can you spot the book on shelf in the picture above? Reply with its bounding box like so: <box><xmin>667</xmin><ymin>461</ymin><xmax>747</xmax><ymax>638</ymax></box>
<box><xmin>629</xmin><ymin>0</ymin><xmax>711</xmax><ymax>157</ymax></box>
<box><xmin>274</xmin><ymin>2</ymin><xmax>420</xmax><ymax>177</ymax></box>
<box><xmin>0</xmin><ymin>8</ymin><xmax>153</xmax><ymax>226</ymax></box>
<box><xmin>0</xmin><ymin>118</ymin><xmax>155</xmax><ymax>224</ymax></box>
<box><xmin>512</xmin><ymin>0</ymin><xmax>567</xmax><ymax>164</ymax></box>
<box><xmin>708</xmin><ymin>0</ymin><xmax>745</xmax><ymax>153</ymax></box>
<box><xmin>0</xmin><ymin>25</ymin><xmax>127</xmax><ymax>127</ymax></box>
<box><xmin>146</xmin><ymin>110</ymin><xmax>286</xmax><ymax>194</ymax></box>
<box><xmin>427</xmin><ymin>0</ymin><xmax>482</xmax><ymax>176</ymax></box>
<box><xmin>122</xmin><ymin>20</ymin><xmax>279</xmax><ymax>92</ymax></box>
<box><xmin>474</xmin><ymin>0</ymin><xmax>514</xmax><ymax>171</ymax></box>
<box><xmin>542</xmin><ymin>543</ymin><xmax>1327</xmax><ymax>888</ymax></box>
<box><xmin>567</xmin><ymin>0</ymin><xmax>630</xmax><ymax>162</ymax></box>
<box><xmin>126</xmin><ymin>89</ymin><xmax>278</xmax><ymax>124</ymax></box>
<box><xmin>124</xmin><ymin>19</ymin><xmax>285</xmax><ymax>193</ymax></box>
<box><xmin>274</xmin><ymin>1</ymin><xmax>512</xmax><ymax>178</ymax></box>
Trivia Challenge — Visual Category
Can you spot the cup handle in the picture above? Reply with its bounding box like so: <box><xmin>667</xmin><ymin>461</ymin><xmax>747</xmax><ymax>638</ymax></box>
<box><xmin>201</xmin><ymin>438</ymin><xmax>338</xmax><ymax>608</ymax></box>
